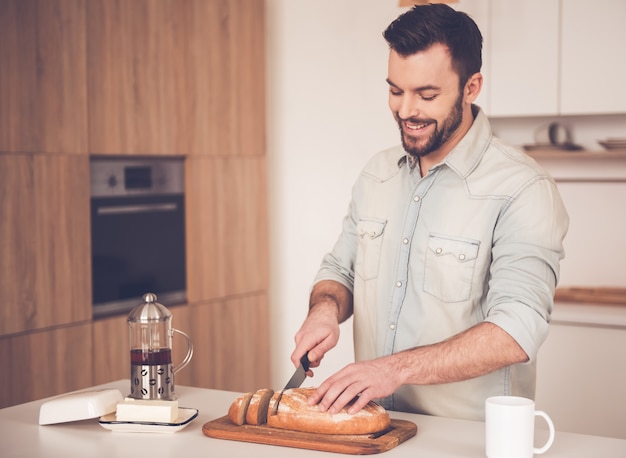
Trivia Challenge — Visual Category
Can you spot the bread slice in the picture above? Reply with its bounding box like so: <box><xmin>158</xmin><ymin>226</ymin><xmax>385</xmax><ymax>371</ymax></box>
<box><xmin>227</xmin><ymin>391</ymin><xmax>253</xmax><ymax>426</ymax></box>
<box><xmin>245</xmin><ymin>388</ymin><xmax>275</xmax><ymax>425</ymax></box>
<box><xmin>267</xmin><ymin>387</ymin><xmax>391</xmax><ymax>435</ymax></box>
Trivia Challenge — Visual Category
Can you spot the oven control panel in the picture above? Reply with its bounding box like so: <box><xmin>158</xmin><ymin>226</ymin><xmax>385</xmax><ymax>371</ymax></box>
<box><xmin>90</xmin><ymin>158</ymin><xmax>184</xmax><ymax>197</ymax></box>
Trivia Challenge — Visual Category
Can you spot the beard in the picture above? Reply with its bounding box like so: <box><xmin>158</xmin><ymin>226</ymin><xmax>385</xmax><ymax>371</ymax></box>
<box><xmin>398</xmin><ymin>92</ymin><xmax>464</xmax><ymax>159</ymax></box>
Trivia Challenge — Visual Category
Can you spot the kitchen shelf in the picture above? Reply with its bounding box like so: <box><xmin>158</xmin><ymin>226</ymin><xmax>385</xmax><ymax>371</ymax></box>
<box><xmin>554</xmin><ymin>287</ymin><xmax>626</xmax><ymax>306</ymax></box>
<box><xmin>553</xmin><ymin>288</ymin><xmax>626</xmax><ymax>328</ymax></box>
<box><xmin>526</xmin><ymin>149</ymin><xmax>626</xmax><ymax>182</ymax></box>
<box><xmin>527</xmin><ymin>149</ymin><xmax>626</xmax><ymax>159</ymax></box>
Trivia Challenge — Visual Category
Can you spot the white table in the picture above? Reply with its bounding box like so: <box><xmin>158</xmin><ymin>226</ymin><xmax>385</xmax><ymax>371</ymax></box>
<box><xmin>2</xmin><ymin>380</ymin><xmax>625</xmax><ymax>457</ymax></box>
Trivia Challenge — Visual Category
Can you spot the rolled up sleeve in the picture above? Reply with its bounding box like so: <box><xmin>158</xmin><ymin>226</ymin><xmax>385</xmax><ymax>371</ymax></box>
<box><xmin>484</xmin><ymin>176</ymin><xmax>569</xmax><ymax>361</ymax></box>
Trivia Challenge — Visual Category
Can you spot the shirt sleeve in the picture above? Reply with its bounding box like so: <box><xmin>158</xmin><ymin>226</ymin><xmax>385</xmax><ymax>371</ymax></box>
<box><xmin>483</xmin><ymin>176</ymin><xmax>569</xmax><ymax>361</ymax></box>
<box><xmin>313</xmin><ymin>199</ymin><xmax>357</xmax><ymax>292</ymax></box>
<box><xmin>312</xmin><ymin>189</ymin><xmax>359</xmax><ymax>293</ymax></box>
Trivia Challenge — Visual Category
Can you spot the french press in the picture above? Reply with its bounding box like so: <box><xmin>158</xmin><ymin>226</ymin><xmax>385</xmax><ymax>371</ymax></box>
<box><xmin>128</xmin><ymin>293</ymin><xmax>193</xmax><ymax>400</ymax></box>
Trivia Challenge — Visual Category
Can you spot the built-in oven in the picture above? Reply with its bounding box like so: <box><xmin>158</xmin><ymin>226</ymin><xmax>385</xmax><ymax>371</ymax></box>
<box><xmin>90</xmin><ymin>157</ymin><xmax>186</xmax><ymax>318</ymax></box>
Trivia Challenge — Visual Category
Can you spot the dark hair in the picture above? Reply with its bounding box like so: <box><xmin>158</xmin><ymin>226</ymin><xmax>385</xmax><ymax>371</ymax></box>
<box><xmin>383</xmin><ymin>4</ymin><xmax>482</xmax><ymax>88</ymax></box>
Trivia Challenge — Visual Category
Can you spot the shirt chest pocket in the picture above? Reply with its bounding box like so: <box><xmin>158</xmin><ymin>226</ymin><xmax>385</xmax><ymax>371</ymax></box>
<box><xmin>424</xmin><ymin>234</ymin><xmax>480</xmax><ymax>303</ymax></box>
<box><xmin>355</xmin><ymin>218</ymin><xmax>387</xmax><ymax>281</ymax></box>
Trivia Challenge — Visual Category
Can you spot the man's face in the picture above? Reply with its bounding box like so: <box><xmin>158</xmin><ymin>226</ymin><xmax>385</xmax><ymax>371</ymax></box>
<box><xmin>387</xmin><ymin>44</ymin><xmax>465</xmax><ymax>160</ymax></box>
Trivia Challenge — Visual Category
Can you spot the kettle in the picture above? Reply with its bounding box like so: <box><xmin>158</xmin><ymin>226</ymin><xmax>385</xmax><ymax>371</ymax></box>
<box><xmin>127</xmin><ymin>293</ymin><xmax>193</xmax><ymax>400</ymax></box>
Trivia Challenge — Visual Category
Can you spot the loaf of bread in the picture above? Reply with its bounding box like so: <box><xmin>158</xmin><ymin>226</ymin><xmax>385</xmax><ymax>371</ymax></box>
<box><xmin>227</xmin><ymin>387</ymin><xmax>390</xmax><ymax>435</ymax></box>
<box><xmin>245</xmin><ymin>388</ymin><xmax>274</xmax><ymax>425</ymax></box>
<box><xmin>227</xmin><ymin>391</ymin><xmax>253</xmax><ymax>426</ymax></box>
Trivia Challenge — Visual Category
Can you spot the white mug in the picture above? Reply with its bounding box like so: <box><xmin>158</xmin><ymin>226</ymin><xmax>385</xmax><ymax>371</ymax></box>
<box><xmin>485</xmin><ymin>396</ymin><xmax>555</xmax><ymax>458</ymax></box>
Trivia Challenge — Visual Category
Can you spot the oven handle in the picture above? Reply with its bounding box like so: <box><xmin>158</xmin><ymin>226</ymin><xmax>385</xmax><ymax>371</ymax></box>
<box><xmin>96</xmin><ymin>202</ymin><xmax>178</xmax><ymax>215</ymax></box>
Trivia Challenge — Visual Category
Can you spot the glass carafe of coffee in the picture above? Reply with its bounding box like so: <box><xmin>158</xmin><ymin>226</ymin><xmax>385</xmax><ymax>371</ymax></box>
<box><xmin>128</xmin><ymin>292</ymin><xmax>193</xmax><ymax>400</ymax></box>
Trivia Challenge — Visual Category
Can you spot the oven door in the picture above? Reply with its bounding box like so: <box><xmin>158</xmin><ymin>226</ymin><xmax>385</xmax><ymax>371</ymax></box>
<box><xmin>91</xmin><ymin>193</ymin><xmax>186</xmax><ymax>318</ymax></box>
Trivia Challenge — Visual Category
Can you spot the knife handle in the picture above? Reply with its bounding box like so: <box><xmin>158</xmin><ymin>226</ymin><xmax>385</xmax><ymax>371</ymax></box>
<box><xmin>301</xmin><ymin>352</ymin><xmax>310</xmax><ymax>372</ymax></box>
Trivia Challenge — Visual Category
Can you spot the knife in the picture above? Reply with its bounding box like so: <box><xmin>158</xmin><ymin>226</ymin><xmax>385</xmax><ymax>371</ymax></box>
<box><xmin>271</xmin><ymin>352</ymin><xmax>310</xmax><ymax>415</ymax></box>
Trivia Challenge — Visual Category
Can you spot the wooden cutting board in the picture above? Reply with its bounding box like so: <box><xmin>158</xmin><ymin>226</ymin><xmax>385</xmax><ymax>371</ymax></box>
<box><xmin>554</xmin><ymin>287</ymin><xmax>626</xmax><ymax>305</ymax></box>
<box><xmin>202</xmin><ymin>416</ymin><xmax>417</xmax><ymax>455</ymax></box>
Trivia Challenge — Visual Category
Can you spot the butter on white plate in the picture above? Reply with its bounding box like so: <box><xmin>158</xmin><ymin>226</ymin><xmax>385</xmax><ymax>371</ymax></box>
<box><xmin>116</xmin><ymin>398</ymin><xmax>179</xmax><ymax>423</ymax></box>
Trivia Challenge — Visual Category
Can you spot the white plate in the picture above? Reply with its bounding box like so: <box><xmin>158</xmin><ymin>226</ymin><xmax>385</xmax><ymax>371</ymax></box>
<box><xmin>523</xmin><ymin>143</ymin><xmax>582</xmax><ymax>151</ymax></box>
<box><xmin>598</xmin><ymin>139</ymin><xmax>626</xmax><ymax>150</ymax></box>
<box><xmin>98</xmin><ymin>407</ymin><xmax>198</xmax><ymax>433</ymax></box>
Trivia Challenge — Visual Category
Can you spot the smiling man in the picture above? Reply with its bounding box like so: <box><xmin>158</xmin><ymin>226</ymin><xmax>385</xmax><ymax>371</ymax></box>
<box><xmin>290</xmin><ymin>4</ymin><xmax>569</xmax><ymax>421</ymax></box>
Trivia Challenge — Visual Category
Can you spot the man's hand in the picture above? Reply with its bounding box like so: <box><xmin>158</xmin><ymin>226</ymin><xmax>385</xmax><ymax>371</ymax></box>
<box><xmin>291</xmin><ymin>300</ymin><xmax>341</xmax><ymax>374</ymax></box>
<box><xmin>291</xmin><ymin>280</ymin><xmax>353</xmax><ymax>373</ymax></box>
<box><xmin>306</xmin><ymin>356</ymin><xmax>405</xmax><ymax>414</ymax></box>
<box><xmin>307</xmin><ymin>322</ymin><xmax>528</xmax><ymax>414</ymax></box>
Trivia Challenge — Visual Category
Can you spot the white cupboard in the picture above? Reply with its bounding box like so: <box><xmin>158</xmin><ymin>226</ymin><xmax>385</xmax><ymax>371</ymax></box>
<box><xmin>560</xmin><ymin>0</ymin><xmax>626</xmax><ymax>115</ymax></box>
<box><xmin>488</xmin><ymin>0</ymin><xmax>560</xmax><ymax>116</ymax></box>
<box><xmin>456</xmin><ymin>0</ymin><xmax>626</xmax><ymax>117</ymax></box>
<box><xmin>536</xmin><ymin>316</ymin><xmax>626</xmax><ymax>439</ymax></box>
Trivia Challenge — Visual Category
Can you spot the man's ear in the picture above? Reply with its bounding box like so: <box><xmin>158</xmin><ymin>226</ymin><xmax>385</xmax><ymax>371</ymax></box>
<box><xmin>464</xmin><ymin>72</ymin><xmax>483</xmax><ymax>104</ymax></box>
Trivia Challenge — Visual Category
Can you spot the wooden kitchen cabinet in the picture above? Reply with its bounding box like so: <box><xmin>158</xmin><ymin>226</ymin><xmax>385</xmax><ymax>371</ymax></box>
<box><xmin>87</xmin><ymin>0</ymin><xmax>266</xmax><ymax>157</ymax></box>
<box><xmin>0</xmin><ymin>336</ymin><xmax>11</xmax><ymax>407</ymax></box>
<box><xmin>0</xmin><ymin>322</ymin><xmax>93</xmax><ymax>409</ymax></box>
<box><xmin>185</xmin><ymin>155</ymin><xmax>269</xmax><ymax>302</ymax></box>
<box><xmin>92</xmin><ymin>314</ymin><xmax>129</xmax><ymax>386</ymax></box>
<box><xmin>0</xmin><ymin>0</ymin><xmax>269</xmax><ymax>408</ymax></box>
<box><xmin>0</xmin><ymin>153</ymin><xmax>92</xmax><ymax>336</ymax></box>
<box><xmin>184</xmin><ymin>0</ymin><xmax>266</xmax><ymax>157</ymax></box>
<box><xmin>86</xmin><ymin>0</ymin><xmax>188</xmax><ymax>156</ymax></box>
<box><xmin>0</xmin><ymin>0</ymin><xmax>88</xmax><ymax>154</ymax></box>
<box><xmin>184</xmin><ymin>293</ymin><xmax>270</xmax><ymax>392</ymax></box>
<box><xmin>560</xmin><ymin>0</ymin><xmax>626</xmax><ymax>114</ymax></box>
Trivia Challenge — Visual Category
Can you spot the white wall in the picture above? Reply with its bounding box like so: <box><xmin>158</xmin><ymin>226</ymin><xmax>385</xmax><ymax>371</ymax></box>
<box><xmin>265</xmin><ymin>1</ymin><xmax>626</xmax><ymax>413</ymax></box>
<box><xmin>265</xmin><ymin>0</ymin><xmax>407</xmax><ymax>387</ymax></box>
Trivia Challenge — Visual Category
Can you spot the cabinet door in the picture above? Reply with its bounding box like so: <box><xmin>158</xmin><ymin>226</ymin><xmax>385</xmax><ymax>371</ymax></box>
<box><xmin>1</xmin><ymin>323</ymin><xmax>93</xmax><ymax>408</ymax></box>
<box><xmin>488</xmin><ymin>0</ymin><xmax>560</xmax><ymax>117</ymax></box>
<box><xmin>560</xmin><ymin>0</ymin><xmax>626</xmax><ymax>114</ymax></box>
<box><xmin>0</xmin><ymin>0</ymin><xmax>87</xmax><ymax>154</ymax></box>
<box><xmin>0</xmin><ymin>153</ymin><xmax>92</xmax><ymax>335</ymax></box>
<box><xmin>536</xmin><ymin>322</ymin><xmax>626</xmax><ymax>439</ymax></box>
<box><xmin>86</xmin><ymin>0</ymin><xmax>266</xmax><ymax>156</ymax></box>
<box><xmin>184</xmin><ymin>294</ymin><xmax>270</xmax><ymax>392</ymax></box>
<box><xmin>86</xmin><ymin>0</ymin><xmax>187</xmax><ymax>155</ymax></box>
<box><xmin>185</xmin><ymin>156</ymin><xmax>269</xmax><ymax>302</ymax></box>
<box><xmin>185</xmin><ymin>0</ymin><xmax>266</xmax><ymax>157</ymax></box>
<box><xmin>92</xmin><ymin>314</ymin><xmax>129</xmax><ymax>386</ymax></box>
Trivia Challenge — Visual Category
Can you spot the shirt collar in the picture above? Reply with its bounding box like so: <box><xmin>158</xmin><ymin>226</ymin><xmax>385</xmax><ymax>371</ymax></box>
<box><xmin>396</xmin><ymin>105</ymin><xmax>492</xmax><ymax>178</ymax></box>
<box><xmin>442</xmin><ymin>105</ymin><xmax>492</xmax><ymax>179</ymax></box>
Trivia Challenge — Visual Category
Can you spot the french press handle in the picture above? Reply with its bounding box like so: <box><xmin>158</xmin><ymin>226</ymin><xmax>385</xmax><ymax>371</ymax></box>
<box><xmin>172</xmin><ymin>328</ymin><xmax>193</xmax><ymax>374</ymax></box>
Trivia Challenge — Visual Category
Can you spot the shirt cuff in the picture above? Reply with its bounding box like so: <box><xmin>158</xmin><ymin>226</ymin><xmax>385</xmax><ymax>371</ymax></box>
<box><xmin>484</xmin><ymin>309</ymin><xmax>550</xmax><ymax>363</ymax></box>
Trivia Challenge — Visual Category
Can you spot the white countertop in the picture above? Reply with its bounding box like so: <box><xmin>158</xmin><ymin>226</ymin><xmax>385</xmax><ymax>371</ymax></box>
<box><xmin>1</xmin><ymin>380</ymin><xmax>625</xmax><ymax>457</ymax></box>
<box><xmin>553</xmin><ymin>302</ymin><xmax>626</xmax><ymax>328</ymax></box>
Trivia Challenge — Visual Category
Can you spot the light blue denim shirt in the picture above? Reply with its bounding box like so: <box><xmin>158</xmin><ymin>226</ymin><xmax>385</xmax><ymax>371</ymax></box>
<box><xmin>313</xmin><ymin>107</ymin><xmax>569</xmax><ymax>420</ymax></box>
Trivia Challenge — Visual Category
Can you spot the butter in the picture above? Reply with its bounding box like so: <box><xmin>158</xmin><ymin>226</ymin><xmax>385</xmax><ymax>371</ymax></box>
<box><xmin>116</xmin><ymin>398</ymin><xmax>179</xmax><ymax>423</ymax></box>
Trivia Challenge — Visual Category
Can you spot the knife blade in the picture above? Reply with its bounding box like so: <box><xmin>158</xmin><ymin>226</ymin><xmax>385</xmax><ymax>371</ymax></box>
<box><xmin>271</xmin><ymin>352</ymin><xmax>310</xmax><ymax>415</ymax></box>
<box><xmin>284</xmin><ymin>352</ymin><xmax>310</xmax><ymax>390</ymax></box>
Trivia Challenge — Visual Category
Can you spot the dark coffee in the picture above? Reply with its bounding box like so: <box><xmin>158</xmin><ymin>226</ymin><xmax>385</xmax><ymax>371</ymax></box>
<box><xmin>130</xmin><ymin>348</ymin><xmax>172</xmax><ymax>366</ymax></box>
